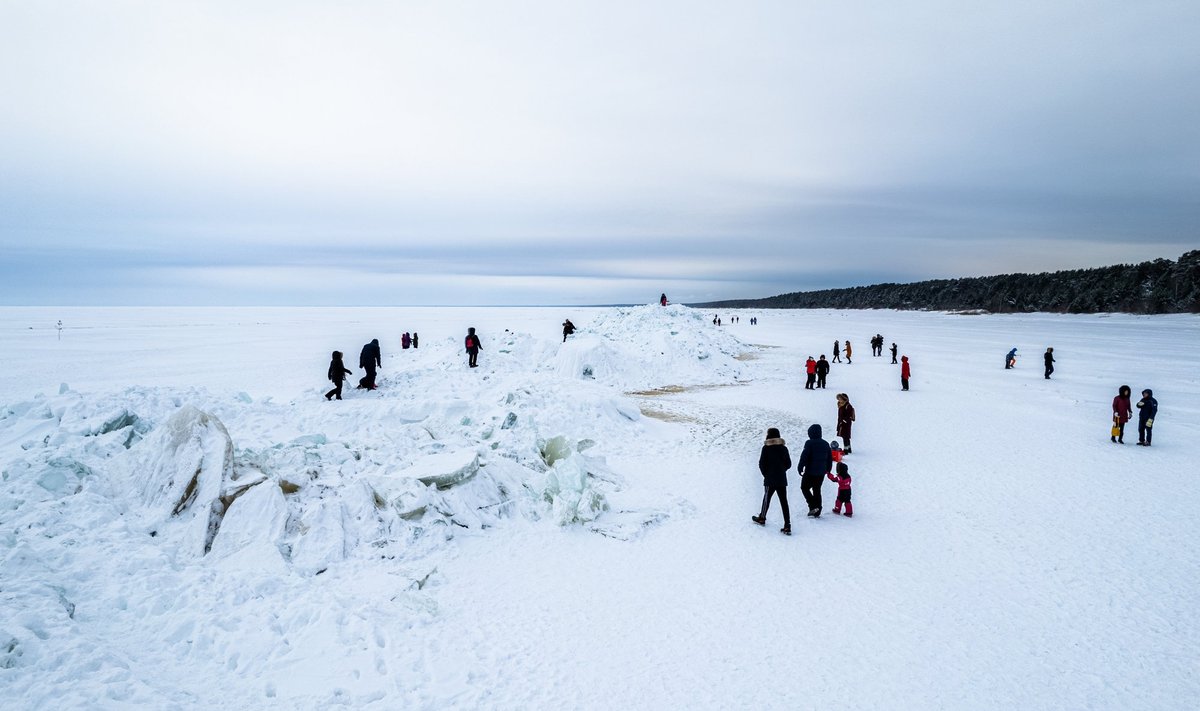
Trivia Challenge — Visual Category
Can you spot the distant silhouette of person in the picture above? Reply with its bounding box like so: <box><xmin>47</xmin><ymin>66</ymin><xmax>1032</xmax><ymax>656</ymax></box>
<box><xmin>660</xmin><ymin>293</ymin><xmax>668</xmax><ymax>306</ymax></box>
<box><xmin>1006</xmin><ymin>348</ymin><xmax>1018</xmax><ymax>369</ymax></box>
<box><xmin>816</xmin><ymin>355</ymin><xmax>830</xmax><ymax>389</ymax></box>
<box><xmin>358</xmin><ymin>339</ymin><xmax>381</xmax><ymax>389</ymax></box>
<box><xmin>890</xmin><ymin>342</ymin><xmax>898</xmax><ymax>364</ymax></box>
<box><xmin>465</xmin><ymin>327</ymin><xmax>483</xmax><ymax>368</ymax></box>
<box><xmin>325</xmin><ymin>351</ymin><xmax>352</xmax><ymax>400</ymax></box>
<box><xmin>562</xmin><ymin>319</ymin><xmax>576</xmax><ymax>342</ymax></box>
<box><xmin>832</xmin><ymin>340</ymin><xmax>841</xmax><ymax>363</ymax></box>
<box><xmin>401</xmin><ymin>332</ymin><xmax>411</xmax><ymax>349</ymax></box>
<box><xmin>1044</xmin><ymin>347</ymin><xmax>1055</xmax><ymax>379</ymax></box>
<box><xmin>412</xmin><ymin>332</ymin><xmax>419</xmax><ymax>349</ymax></box>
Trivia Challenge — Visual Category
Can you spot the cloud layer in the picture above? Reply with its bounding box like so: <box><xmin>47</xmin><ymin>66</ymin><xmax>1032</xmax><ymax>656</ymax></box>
<box><xmin>2</xmin><ymin>1</ymin><xmax>1197</xmax><ymax>305</ymax></box>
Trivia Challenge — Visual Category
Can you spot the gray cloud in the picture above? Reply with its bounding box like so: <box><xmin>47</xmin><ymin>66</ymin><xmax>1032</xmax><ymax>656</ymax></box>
<box><xmin>1</xmin><ymin>1</ymin><xmax>1198</xmax><ymax>305</ymax></box>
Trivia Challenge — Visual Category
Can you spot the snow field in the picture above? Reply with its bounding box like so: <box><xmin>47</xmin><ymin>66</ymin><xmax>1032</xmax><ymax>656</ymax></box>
<box><xmin>1</xmin><ymin>305</ymin><xmax>1198</xmax><ymax>709</ymax></box>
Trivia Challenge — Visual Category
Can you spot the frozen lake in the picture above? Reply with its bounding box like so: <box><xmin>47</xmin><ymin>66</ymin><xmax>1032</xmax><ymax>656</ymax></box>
<box><xmin>2</xmin><ymin>305</ymin><xmax>1197</xmax><ymax>709</ymax></box>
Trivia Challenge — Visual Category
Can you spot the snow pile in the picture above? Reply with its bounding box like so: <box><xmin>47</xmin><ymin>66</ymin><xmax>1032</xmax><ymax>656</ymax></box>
<box><xmin>548</xmin><ymin>304</ymin><xmax>748</xmax><ymax>390</ymax></box>
<box><xmin>0</xmin><ymin>306</ymin><xmax>742</xmax><ymax>582</ymax></box>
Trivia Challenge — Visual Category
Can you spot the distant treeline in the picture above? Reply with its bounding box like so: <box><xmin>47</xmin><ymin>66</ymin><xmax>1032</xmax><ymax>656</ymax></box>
<box><xmin>695</xmin><ymin>250</ymin><xmax>1200</xmax><ymax>314</ymax></box>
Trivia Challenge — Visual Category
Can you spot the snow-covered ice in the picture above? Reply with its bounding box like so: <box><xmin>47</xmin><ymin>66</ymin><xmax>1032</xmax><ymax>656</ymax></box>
<box><xmin>1</xmin><ymin>304</ymin><xmax>1197</xmax><ymax>709</ymax></box>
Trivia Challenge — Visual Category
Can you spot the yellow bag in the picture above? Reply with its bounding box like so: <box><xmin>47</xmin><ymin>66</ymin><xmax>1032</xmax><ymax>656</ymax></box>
<box><xmin>1111</xmin><ymin>416</ymin><xmax>1121</xmax><ymax>437</ymax></box>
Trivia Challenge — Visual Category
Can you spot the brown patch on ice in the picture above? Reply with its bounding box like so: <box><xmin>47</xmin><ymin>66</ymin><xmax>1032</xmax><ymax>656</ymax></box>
<box><xmin>627</xmin><ymin>382</ymin><xmax>748</xmax><ymax>397</ymax></box>
<box><xmin>639</xmin><ymin>407</ymin><xmax>699</xmax><ymax>423</ymax></box>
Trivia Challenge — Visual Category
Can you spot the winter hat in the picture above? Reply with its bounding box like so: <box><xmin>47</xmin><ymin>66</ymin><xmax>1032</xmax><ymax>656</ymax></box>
<box><xmin>1142</xmin><ymin>389</ymin><xmax>1153</xmax><ymax>397</ymax></box>
<box><xmin>830</xmin><ymin>440</ymin><xmax>841</xmax><ymax>450</ymax></box>
<box><xmin>766</xmin><ymin>427</ymin><xmax>781</xmax><ymax>439</ymax></box>
<box><xmin>836</xmin><ymin>462</ymin><xmax>848</xmax><ymax>476</ymax></box>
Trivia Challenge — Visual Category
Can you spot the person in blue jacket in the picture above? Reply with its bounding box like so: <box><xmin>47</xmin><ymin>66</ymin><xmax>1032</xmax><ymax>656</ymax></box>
<box><xmin>797</xmin><ymin>423</ymin><xmax>833</xmax><ymax>518</ymax></box>
<box><xmin>1136</xmin><ymin>389</ymin><xmax>1158</xmax><ymax>446</ymax></box>
<box><xmin>1005</xmin><ymin>348</ymin><xmax>1018</xmax><ymax>369</ymax></box>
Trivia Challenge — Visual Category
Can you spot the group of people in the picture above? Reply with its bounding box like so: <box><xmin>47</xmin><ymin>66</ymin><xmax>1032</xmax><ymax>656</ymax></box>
<box><xmin>753</xmin><ymin>420</ymin><xmax>855</xmax><ymax>535</ymax></box>
<box><xmin>325</xmin><ymin>328</ymin><xmax>490</xmax><ymax>399</ymax></box>
<box><xmin>1112</xmin><ymin>386</ymin><xmax>1158</xmax><ymax>446</ymax></box>
<box><xmin>821</xmin><ymin>336</ymin><xmax>909</xmax><ymax>391</ymax></box>
<box><xmin>324</xmin><ymin>338</ymin><xmax>382</xmax><ymax>400</ymax></box>
<box><xmin>1004</xmin><ymin>346</ymin><xmax>1056</xmax><ymax>379</ymax></box>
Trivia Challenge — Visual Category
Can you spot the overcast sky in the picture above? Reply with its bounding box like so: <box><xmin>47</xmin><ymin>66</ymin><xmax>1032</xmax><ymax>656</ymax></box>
<box><xmin>2</xmin><ymin>1</ymin><xmax>1198</xmax><ymax>305</ymax></box>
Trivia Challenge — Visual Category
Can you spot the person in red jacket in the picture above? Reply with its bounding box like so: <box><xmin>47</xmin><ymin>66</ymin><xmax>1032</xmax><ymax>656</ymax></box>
<box><xmin>827</xmin><ymin>462</ymin><xmax>853</xmax><ymax>517</ymax></box>
<box><xmin>900</xmin><ymin>355</ymin><xmax>911</xmax><ymax>391</ymax></box>
<box><xmin>1112</xmin><ymin>384</ymin><xmax>1132</xmax><ymax>443</ymax></box>
<box><xmin>804</xmin><ymin>356</ymin><xmax>817</xmax><ymax>390</ymax></box>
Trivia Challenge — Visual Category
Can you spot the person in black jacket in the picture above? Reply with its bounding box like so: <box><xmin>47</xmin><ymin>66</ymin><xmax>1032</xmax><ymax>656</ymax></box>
<box><xmin>1136</xmin><ymin>389</ymin><xmax>1158</xmax><ymax>446</ymax></box>
<box><xmin>815</xmin><ymin>355</ymin><xmax>830</xmax><ymax>389</ymax></box>
<box><xmin>1044</xmin><ymin>347</ymin><xmax>1055</xmax><ymax>379</ymax></box>
<box><xmin>562</xmin><ymin>319</ymin><xmax>576</xmax><ymax>342</ymax></box>
<box><xmin>358</xmin><ymin>339</ymin><xmax>381</xmax><ymax>389</ymax></box>
<box><xmin>325</xmin><ymin>351</ymin><xmax>352</xmax><ymax>400</ymax></box>
<box><xmin>465</xmin><ymin>327</ymin><xmax>482</xmax><ymax>368</ymax></box>
<box><xmin>891</xmin><ymin>342</ymin><xmax>898</xmax><ymax>364</ymax></box>
<box><xmin>752</xmin><ymin>427</ymin><xmax>792</xmax><ymax>534</ymax></box>
<box><xmin>797</xmin><ymin>423</ymin><xmax>833</xmax><ymax>517</ymax></box>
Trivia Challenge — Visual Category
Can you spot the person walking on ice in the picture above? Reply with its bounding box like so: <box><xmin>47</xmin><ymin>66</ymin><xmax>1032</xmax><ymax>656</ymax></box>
<box><xmin>752</xmin><ymin>427</ymin><xmax>792</xmax><ymax>535</ymax></box>
<box><xmin>828</xmin><ymin>462</ymin><xmax>853</xmax><ymax>517</ymax></box>
<box><xmin>1006</xmin><ymin>348</ymin><xmax>1018</xmax><ymax>369</ymax></box>
<box><xmin>844</xmin><ymin>340</ymin><xmax>853</xmax><ymax>364</ymax></box>
<box><xmin>324</xmin><ymin>351</ymin><xmax>353</xmax><ymax>401</ymax></box>
<box><xmin>1136</xmin><ymin>389</ymin><xmax>1158</xmax><ymax>446</ymax></box>
<box><xmin>1044</xmin><ymin>347</ymin><xmax>1055</xmax><ymax>379</ymax></box>
<box><xmin>832</xmin><ymin>340</ymin><xmax>841</xmax><ymax>363</ymax></box>
<box><xmin>358</xmin><ymin>338</ymin><xmax>381</xmax><ymax>389</ymax></box>
<box><xmin>891</xmin><ymin>342</ymin><xmax>898</xmax><ymax>364</ymax></box>
<box><xmin>797</xmin><ymin>423</ymin><xmax>833</xmax><ymax>518</ymax></box>
<box><xmin>465</xmin><ymin>327</ymin><xmax>483</xmax><ymax>368</ymax></box>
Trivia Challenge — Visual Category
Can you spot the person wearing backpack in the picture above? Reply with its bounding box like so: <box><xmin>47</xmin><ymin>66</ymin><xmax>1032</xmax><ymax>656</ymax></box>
<box><xmin>465</xmin><ymin>327</ymin><xmax>483</xmax><ymax>368</ymax></box>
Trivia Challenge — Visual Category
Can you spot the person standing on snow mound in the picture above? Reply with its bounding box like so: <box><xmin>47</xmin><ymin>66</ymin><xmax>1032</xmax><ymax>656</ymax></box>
<box><xmin>562</xmin><ymin>319</ymin><xmax>576</xmax><ymax>342</ymax></box>
<box><xmin>1044</xmin><ymin>347</ymin><xmax>1055</xmax><ymax>379</ymax></box>
<box><xmin>797</xmin><ymin>423</ymin><xmax>833</xmax><ymax>518</ymax></box>
<box><xmin>412</xmin><ymin>332</ymin><xmax>419</xmax><ymax>349</ymax></box>
<box><xmin>1136</xmin><ymin>389</ymin><xmax>1158</xmax><ymax>446</ymax></box>
<box><xmin>1111</xmin><ymin>384</ymin><xmax>1132</xmax><ymax>444</ymax></box>
<box><xmin>836</xmin><ymin>393</ymin><xmax>855</xmax><ymax>454</ymax></box>
<box><xmin>752</xmin><ymin>427</ymin><xmax>792</xmax><ymax>535</ymax></box>
<box><xmin>804</xmin><ymin>356</ymin><xmax>817</xmax><ymax>390</ymax></box>
<box><xmin>401</xmin><ymin>332</ymin><xmax>411</xmax><ymax>350</ymax></box>
<box><xmin>324</xmin><ymin>351</ymin><xmax>353</xmax><ymax>401</ymax></box>
<box><xmin>660</xmin><ymin>293</ymin><xmax>668</xmax><ymax>306</ymax></box>
<box><xmin>816</xmin><ymin>355</ymin><xmax>830</xmax><ymax>389</ymax></box>
<box><xmin>358</xmin><ymin>338</ymin><xmax>381</xmax><ymax>389</ymax></box>
<box><xmin>465</xmin><ymin>327</ymin><xmax>483</xmax><ymax>368</ymax></box>
<box><xmin>900</xmin><ymin>355</ymin><xmax>911</xmax><ymax>391</ymax></box>
<box><xmin>1005</xmin><ymin>348</ymin><xmax>1018</xmax><ymax>369</ymax></box>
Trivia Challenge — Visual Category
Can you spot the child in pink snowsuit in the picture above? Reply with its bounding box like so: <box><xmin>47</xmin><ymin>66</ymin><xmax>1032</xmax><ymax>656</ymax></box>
<box><xmin>828</xmin><ymin>462</ymin><xmax>852</xmax><ymax>517</ymax></box>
